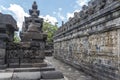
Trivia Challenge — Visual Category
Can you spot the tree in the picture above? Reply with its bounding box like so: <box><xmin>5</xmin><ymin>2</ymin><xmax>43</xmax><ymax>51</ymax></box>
<box><xmin>43</xmin><ymin>22</ymin><xmax>58</xmax><ymax>43</ymax></box>
<box><xmin>14</xmin><ymin>32</ymin><xmax>21</xmax><ymax>43</ymax></box>
<box><xmin>13</xmin><ymin>22</ymin><xmax>58</xmax><ymax>43</ymax></box>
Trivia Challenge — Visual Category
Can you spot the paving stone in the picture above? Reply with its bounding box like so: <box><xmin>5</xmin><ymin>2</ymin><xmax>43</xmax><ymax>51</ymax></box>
<box><xmin>12</xmin><ymin>72</ymin><xmax>41</xmax><ymax>80</ymax></box>
<box><xmin>45</xmin><ymin>57</ymin><xmax>94</xmax><ymax>80</ymax></box>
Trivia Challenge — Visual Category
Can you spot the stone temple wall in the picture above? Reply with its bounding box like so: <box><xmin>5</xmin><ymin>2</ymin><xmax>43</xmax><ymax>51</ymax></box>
<box><xmin>54</xmin><ymin>0</ymin><xmax>120</xmax><ymax>80</ymax></box>
<box><xmin>6</xmin><ymin>43</ymin><xmax>45</xmax><ymax>65</ymax></box>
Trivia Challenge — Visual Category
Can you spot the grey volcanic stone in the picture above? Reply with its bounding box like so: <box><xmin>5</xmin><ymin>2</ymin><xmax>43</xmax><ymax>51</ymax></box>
<box><xmin>0</xmin><ymin>72</ymin><xmax>13</xmax><ymax>80</ymax></box>
<box><xmin>12</xmin><ymin>72</ymin><xmax>41</xmax><ymax>80</ymax></box>
<box><xmin>0</xmin><ymin>1</ymin><xmax>63</xmax><ymax>80</ymax></box>
<box><xmin>54</xmin><ymin>0</ymin><xmax>120</xmax><ymax>80</ymax></box>
<box><xmin>41</xmin><ymin>71</ymin><xmax>64</xmax><ymax>79</ymax></box>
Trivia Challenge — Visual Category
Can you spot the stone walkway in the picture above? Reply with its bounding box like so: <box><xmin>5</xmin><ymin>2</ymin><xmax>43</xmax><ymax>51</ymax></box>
<box><xmin>45</xmin><ymin>57</ymin><xmax>94</xmax><ymax>80</ymax></box>
<box><xmin>0</xmin><ymin>57</ymin><xmax>94</xmax><ymax>80</ymax></box>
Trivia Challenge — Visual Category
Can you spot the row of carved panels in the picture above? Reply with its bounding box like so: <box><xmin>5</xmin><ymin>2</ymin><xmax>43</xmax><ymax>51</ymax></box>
<box><xmin>54</xmin><ymin>31</ymin><xmax>119</xmax><ymax>56</ymax></box>
<box><xmin>54</xmin><ymin>50</ymin><xmax>119</xmax><ymax>67</ymax></box>
<box><xmin>6</xmin><ymin>50</ymin><xmax>44</xmax><ymax>58</ymax></box>
<box><xmin>6</xmin><ymin>42</ymin><xmax>45</xmax><ymax>50</ymax></box>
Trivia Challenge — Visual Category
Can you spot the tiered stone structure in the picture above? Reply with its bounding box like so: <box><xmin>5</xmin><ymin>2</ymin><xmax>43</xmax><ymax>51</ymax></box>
<box><xmin>0</xmin><ymin>2</ymin><xmax>63</xmax><ymax>79</ymax></box>
<box><xmin>6</xmin><ymin>1</ymin><xmax>47</xmax><ymax>67</ymax></box>
<box><xmin>19</xmin><ymin>1</ymin><xmax>47</xmax><ymax>64</ymax></box>
<box><xmin>54</xmin><ymin>0</ymin><xmax>120</xmax><ymax>80</ymax></box>
<box><xmin>0</xmin><ymin>13</ymin><xmax>18</xmax><ymax>68</ymax></box>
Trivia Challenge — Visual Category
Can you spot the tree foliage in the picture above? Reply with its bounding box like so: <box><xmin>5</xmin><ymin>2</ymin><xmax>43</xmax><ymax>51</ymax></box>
<box><xmin>14</xmin><ymin>32</ymin><xmax>21</xmax><ymax>43</ymax></box>
<box><xmin>13</xmin><ymin>22</ymin><xmax>58</xmax><ymax>43</ymax></box>
<box><xmin>43</xmin><ymin>22</ymin><xmax>58</xmax><ymax>42</ymax></box>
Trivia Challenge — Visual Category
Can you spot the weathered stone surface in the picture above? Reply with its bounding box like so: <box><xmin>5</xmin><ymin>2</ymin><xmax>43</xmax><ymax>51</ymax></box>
<box><xmin>0</xmin><ymin>49</ymin><xmax>5</xmax><ymax>58</ymax></box>
<box><xmin>0</xmin><ymin>1</ymin><xmax>63</xmax><ymax>80</ymax></box>
<box><xmin>0</xmin><ymin>12</ymin><xmax>18</xmax><ymax>67</ymax></box>
<box><xmin>13</xmin><ymin>72</ymin><xmax>41</xmax><ymax>80</ymax></box>
<box><xmin>41</xmin><ymin>71</ymin><xmax>64</xmax><ymax>79</ymax></box>
<box><xmin>8</xmin><ymin>1</ymin><xmax>47</xmax><ymax>65</ymax></box>
<box><xmin>54</xmin><ymin>0</ymin><xmax>120</xmax><ymax>80</ymax></box>
<box><xmin>0</xmin><ymin>72</ymin><xmax>13</xmax><ymax>80</ymax></box>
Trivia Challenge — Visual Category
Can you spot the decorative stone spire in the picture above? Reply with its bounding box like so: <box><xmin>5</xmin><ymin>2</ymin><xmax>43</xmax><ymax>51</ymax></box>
<box><xmin>32</xmin><ymin>1</ymin><xmax>37</xmax><ymax>9</ymax></box>
<box><xmin>29</xmin><ymin>1</ymin><xmax>40</xmax><ymax>17</ymax></box>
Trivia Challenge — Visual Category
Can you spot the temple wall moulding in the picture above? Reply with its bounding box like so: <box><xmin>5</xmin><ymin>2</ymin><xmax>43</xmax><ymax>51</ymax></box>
<box><xmin>54</xmin><ymin>0</ymin><xmax>120</xmax><ymax>80</ymax></box>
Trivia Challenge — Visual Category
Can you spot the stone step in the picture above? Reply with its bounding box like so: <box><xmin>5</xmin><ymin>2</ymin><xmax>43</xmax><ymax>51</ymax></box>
<box><xmin>7</xmin><ymin>66</ymin><xmax>55</xmax><ymax>72</ymax></box>
<box><xmin>12</xmin><ymin>71</ymin><xmax>41</xmax><ymax>80</ymax></box>
<box><xmin>41</xmin><ymin>71</ymin><xmax>64</xmax><ymax>79</ymax></box>
<box><xmin>20</xmin><ymin>62</ymin><xmax>47</xmax><ymax>68</ymax></box>
<box><xmin>8</xmin><ymin>62</ymin><xmax>47</xmax><ymax>68</ymax></box>
<box><xmin>11</xmin><ymin>71</ymin><xmax>64</xmax><ymax>80</ymax></box>
<box><xmin>0</xmin><ymin>66</ymin><xmax>63</xmax><ymax>80</ymax></box>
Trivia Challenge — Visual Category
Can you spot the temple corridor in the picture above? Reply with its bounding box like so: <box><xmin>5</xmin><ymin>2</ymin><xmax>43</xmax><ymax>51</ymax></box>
<box><xmin>0</xmin><ymin>0</ymin><xmax>120</xmax><ymax>80</ymax></box>
<box><xmin>0</xmin><ymin>57</ymin><xmax>95</xmax><ymax>80</ymax></box>
<box><xmin>45</xmin><ymin>57</ymin><xmax>94</xmax><ymax>80</ymax></box>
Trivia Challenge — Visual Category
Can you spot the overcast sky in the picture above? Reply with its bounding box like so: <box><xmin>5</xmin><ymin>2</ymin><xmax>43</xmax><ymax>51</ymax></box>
<box><xmin>0</xmin><ymin>0</ymin><xmax>90</xmax><ymax>30</ymax></box>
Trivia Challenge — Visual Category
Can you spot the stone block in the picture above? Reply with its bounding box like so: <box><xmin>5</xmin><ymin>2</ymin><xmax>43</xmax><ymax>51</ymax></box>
<box><xmin>7</xmin><ymin>59</ymin><xmax>19</xmax><ymax>63</ymax></box>
<box><xmin>12</xmin><ymin>72</ymin><xmax>41</xmax><ymax>80</ymax></box>
<box><xmin>0</xmin><ymin>49</ymin><xmax>5</xmax><ymax>65</ymax></box>
<box><xmin>0</xmin><ymin>59</ymin><xmax>5</xmax><ymax>64</ymax></box>
<box><xmin>8</xmin><ymin>63</ymin><xmax>20</xmax><ymax>68</ymax></box>
<box><xmin>13</xmin><ymin>66</ymin><xmax>55</xmax><ymax>72</ymax></box>
<box><xmin>0</xmin><ymin>49</ymin><xmax>5</xmax><ymax>58</ymax></box>
<box><xmin>0</xmin><ymin>72</ymin><xmax>13</xmax><ymax>80</ymax></box>
<box><xmin>41</xmin><ymin>71</ymin><xmax>64</xmax><ymax>79</ymax></box>
<box><xmin>0</xmin><ymin>64</ymin><xmax>7</xmax><ymax>69</ymax></box>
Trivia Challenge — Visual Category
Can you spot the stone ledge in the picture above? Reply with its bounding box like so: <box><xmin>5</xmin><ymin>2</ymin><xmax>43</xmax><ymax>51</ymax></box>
<box><xmin>54</xmin><ymin>1</ymin><xmax>120</xmax><ymax>38</ymax></box>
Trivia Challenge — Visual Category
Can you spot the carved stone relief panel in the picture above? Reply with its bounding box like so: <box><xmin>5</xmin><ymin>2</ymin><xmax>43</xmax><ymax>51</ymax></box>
<box><xmin>89</xmin><ymin>35</ymin><xmax>96</xmax><ymax>52</ymax></box>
